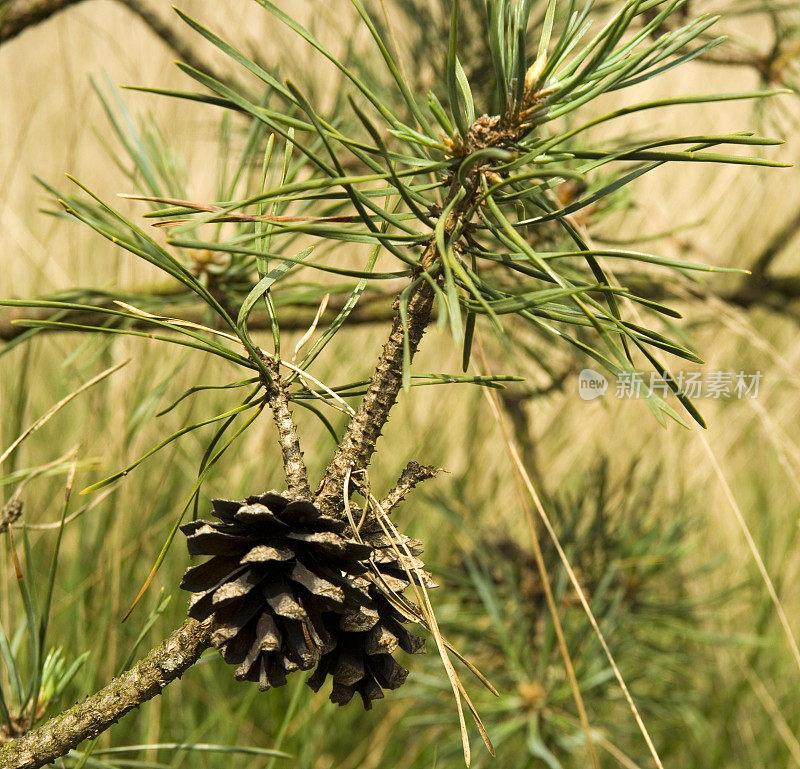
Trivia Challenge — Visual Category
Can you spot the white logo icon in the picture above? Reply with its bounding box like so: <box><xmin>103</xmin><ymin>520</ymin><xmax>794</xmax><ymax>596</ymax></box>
<box><xmin>578</xmin><ymin>369</ymin><xmax>608</xmax><ymax>400</ymax></box>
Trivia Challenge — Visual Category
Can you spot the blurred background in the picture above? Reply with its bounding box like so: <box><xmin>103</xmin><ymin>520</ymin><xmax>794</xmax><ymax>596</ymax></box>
<box><xmin>2</xmin><ymin>1</ymin><xmax>800</xmax><ymax>767</ymax></box>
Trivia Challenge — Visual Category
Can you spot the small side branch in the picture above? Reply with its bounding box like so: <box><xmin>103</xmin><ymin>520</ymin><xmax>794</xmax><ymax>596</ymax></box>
<box><xmin>261</xmin><ymin>354</ymin><xmax>312</xmax><ymax>501</ymax></box>
<box><xmin>0</xmin><ymin>619</ymin><xmax>212</xmax><ymax>769</ymax></box>
<box><xmin>381</xmin><ymin>461</ymin><xmax>441</xmax><ymax>514</ymax></box>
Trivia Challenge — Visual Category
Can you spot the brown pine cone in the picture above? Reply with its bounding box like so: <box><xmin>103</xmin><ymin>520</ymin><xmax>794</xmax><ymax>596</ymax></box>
<box><xmin>180</xmin><ymin>492</ymin><xmax>434</xmax><ymax>708</ymax></box>
<box><xmin>304</xmin><ymin>521</ymin><xmax>434</xmax><ymax>708</ymax></box>
<box><xmin>306</xmin><ymin>583</ymin><xmax>427</xmax><ymax>708</ymax></box>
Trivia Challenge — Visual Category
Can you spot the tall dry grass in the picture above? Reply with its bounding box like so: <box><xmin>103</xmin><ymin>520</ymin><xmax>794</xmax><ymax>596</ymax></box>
<box><xmin>1</xmin><ymin>2</ymin><xmax>800</xmax><ymax>767</ymax></box>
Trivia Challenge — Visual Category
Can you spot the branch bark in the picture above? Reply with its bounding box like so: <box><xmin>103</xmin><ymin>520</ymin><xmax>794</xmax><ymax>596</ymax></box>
<box><xmin>0</xmin><ymin>291</ymin><xmax>399</xmax><ymax>343</ymax></box>
<box><xmin>0</xmin><ymin>619</ymin><xmax>212</xmax><ymax>769</ymax></box>
<box><xmin>380</xmin><ymin>461</ymin><xmax>441</xmax><ymax>514</ymax></box>
<box><xmin>314</xmin><ymin>277</ymin><xmax>436</xmax><ymax>517</ymax></box>
<box><xmin>314</xmin><ymin>174</ymin><xmax>482</xmax><ymax>518</ymax></box>
<box><xmin>0</xmin><ymin>0</ymin><xmax>84</xmax><ymax>44</ymax></box>
<box><xmin>260</xmin><ymin>354</ymin><xmax>312</xmax><ymax>500</ymax></box>
<box><xmin>0</xmin><ymin>0</ymin><xmax>228</xmax><ymax>87</ymax></box>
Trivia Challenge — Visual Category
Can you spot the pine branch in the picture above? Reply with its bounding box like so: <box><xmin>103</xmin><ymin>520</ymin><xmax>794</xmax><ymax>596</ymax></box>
<box><xmin>0</xmin><ymin>291</ymin><xmax>399</xmax><ymax>343</ymax></box>
<box><xmin>314</xmin><ymin>276</ymin><xmax>435</xmax><ymax>518</ymax></box>
<box><xmin>0</xmin><ymin>0</ymin><xmax>84</xmax><ymax>44</ymax></box>
<box><xmin>0</xmin><ymin>0</ymin><xmax>227</xmax><ymax>86</ymax></box>
<box><xmin>0</xmin><ymin>619</ymin><xmax>212</xmax><ymax>769</ymax></box>
<box><xmin>260</xmin><ymin>353</ymin><xmax>312</xmax><ymax>500</ymax></box>
<box><xmin>1</xmin><ymin>0</ymin><xmax>784</xmax><ymax>763</ymax></box>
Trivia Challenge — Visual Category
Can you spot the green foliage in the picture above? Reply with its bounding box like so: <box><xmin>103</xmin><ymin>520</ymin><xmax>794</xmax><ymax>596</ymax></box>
<box><xmin>2</xmin><ymin>0</ymin><xmax>798</xmax><ymax>767</ymax></box>
<box><xmin>0</xmin><ymin>513</ymin><xmax>89</xmax><ymax>739</ymax></box>
<box><xmin>5</xmin><ymin>0</ymin><xmax>787</xmax><ymax>436</ymax></box>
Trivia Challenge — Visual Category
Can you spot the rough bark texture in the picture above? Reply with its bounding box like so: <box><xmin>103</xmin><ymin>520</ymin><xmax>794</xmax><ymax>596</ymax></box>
<box><xmin>381</xmin><ymin>462</ymin><xmax>441</xmax><ymax>514</ymax></box>
<box><xmin>314</xmin><ymin>277</ymin><xmax>436</xmax><ymax>518</ymax></box>
<box><xmin>261</xmin><ymin>355</ymin><xmax>312</xmax><ymax>500</ymax></box>
<box><xmin>314</xmin><ymin>177</ymin><xmax>476</xmax><ymax>519</ymax></box>
<box><xmin>0</xmin><ymin>619</ymin><xmax>212</xmax><ymax>769</ymax></box>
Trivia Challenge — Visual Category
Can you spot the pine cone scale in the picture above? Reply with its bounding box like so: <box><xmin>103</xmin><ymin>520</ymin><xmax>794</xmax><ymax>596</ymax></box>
<box><xmin>290</xmin><ymin>560</ymin><xmax>346</xmax><ymax>604</ymax></box>
<box><xmin>261</xmin><ymin>579</ymin><xmax>309</xmax><ymax>621</ymax></box>
<box><xmin>241</xmin><ymin>543</ymin><xmax>293</xmax><ymax>563</ymax></box>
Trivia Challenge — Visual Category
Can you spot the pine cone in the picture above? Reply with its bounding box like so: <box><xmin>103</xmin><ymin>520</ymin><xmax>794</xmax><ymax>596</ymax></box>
<box><xmin>306</xmin><ymin>582</ymin><xmax>427</xmax><ymax>708</ymax></box>
<box><xmin>305</xmin><ymin>523</ymin><xmax>435</xmax><ymax>708</ymax></box>
<box><xmin>180</xmin><ymin>492</ymin><xmax>433</xmax><ymax>708</ymax></box>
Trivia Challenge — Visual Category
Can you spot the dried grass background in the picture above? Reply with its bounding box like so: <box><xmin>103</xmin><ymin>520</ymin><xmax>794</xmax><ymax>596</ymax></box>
<box><xmin>2</xmin><ymin>2</ymin><xmax>800</xmax><ymax>767</ymax></box>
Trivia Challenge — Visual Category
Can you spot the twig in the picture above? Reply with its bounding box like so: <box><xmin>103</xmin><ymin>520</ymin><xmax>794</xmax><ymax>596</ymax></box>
<box><xmin>0</xmin><ymin>619</ymin><xmax>213</xmax><ymax>769</ymax></box>
<box><xmin>0</xmin><ymin>0</ymin><xmax>231</xmax><ymax>88</ymax></box>
<box><xmin>314</xmin><ymin>276</ymin><xmax>436</xmax><ymax>517</ymax></box>
<box><xmin>314</xmin><ymin>177</ymin><xmax>478</xmax><ymax>518</ymax></box>
<box><xmin>0</xmin><ymin>0</ymin><xmax>84</xmax><ymax>44</ymax></box>
<box><xmin>259</xmin><ymin>353</ymin><xmax>312</xmax><ymax>500</ymax></box>
<box><xmin>117</xmin><ymin>0</ymin><xmax>219</xmax><ymax>81</ymax></box>
<box><xmin>725</xmin><ymin>273</ymin><xmax>800</xmax><ymax>309</ymax></box>
<box><xmin>748</xmin><ymin>202</ymin><xmax>800</xmax><ymax>280</ymax></box>
<box><xmin>0</xmin><ymin>291</ymin><xmax>398</xmax><ymax>344</ymax></box>
<box><xmin>380</xmin><ymin>461</ymin><xmax>441</xmax><ymax>514</ymax></box>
